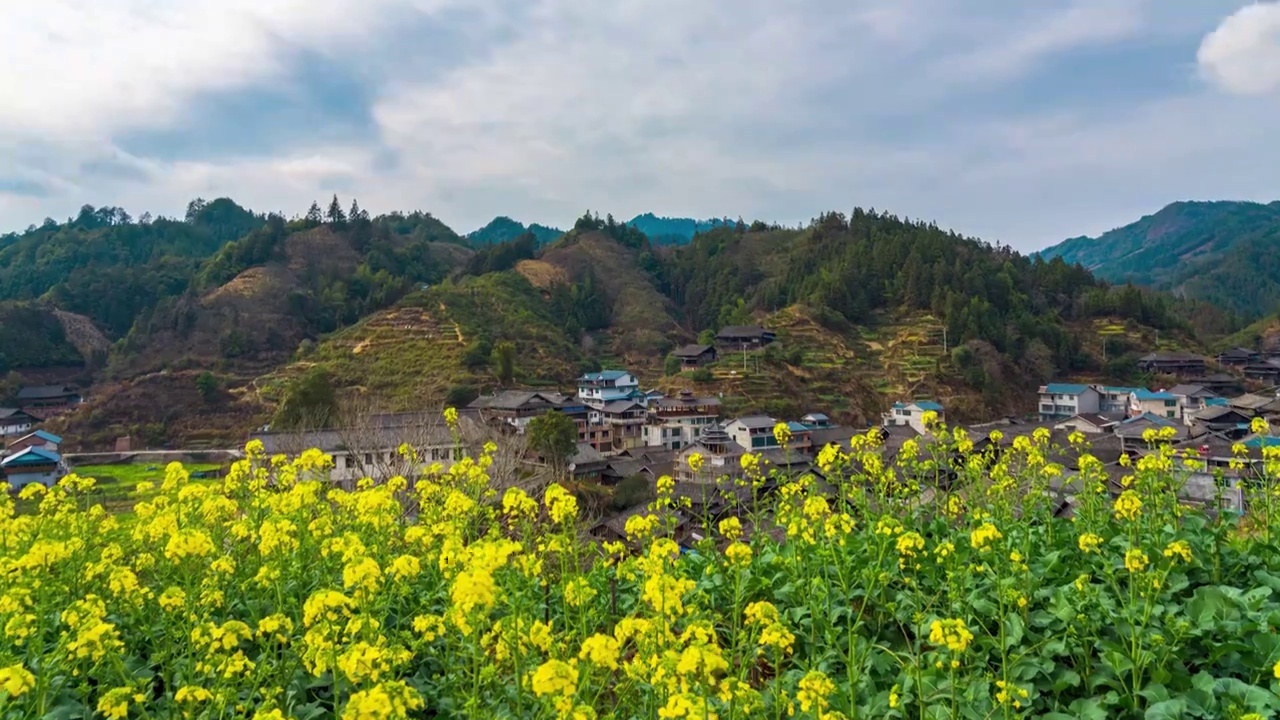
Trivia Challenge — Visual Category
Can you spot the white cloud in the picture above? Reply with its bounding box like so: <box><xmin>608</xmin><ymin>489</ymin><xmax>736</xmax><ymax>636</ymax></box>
<box><xmin>1198</xmin><ymin>2</ymin><xmax>1280</xmax><ymax>95</ymax></box>
<box><xmin>0</xmin><ymin>0</ymin><xmax>463</xmax><ymax>142</ymax></box>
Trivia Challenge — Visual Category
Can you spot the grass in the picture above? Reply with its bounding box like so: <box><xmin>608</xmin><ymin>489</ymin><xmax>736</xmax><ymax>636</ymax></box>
<box><xmin>65</xmin><ymin>462</ymin><xmax>224</xmax><ymax>516</ymax></box>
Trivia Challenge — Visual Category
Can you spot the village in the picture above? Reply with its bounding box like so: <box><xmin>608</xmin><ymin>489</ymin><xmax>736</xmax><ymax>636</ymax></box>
<box><xmin>5</xmin><ymin>333</ymin><xmax>1280</xmax><ymax>535</ymax></box>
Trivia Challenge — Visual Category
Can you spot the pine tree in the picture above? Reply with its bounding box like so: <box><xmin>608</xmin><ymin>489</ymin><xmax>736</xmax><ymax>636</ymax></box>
<box><xmin>326</xmin><ymin>194</ymin><xmax>347</xmax><ymax>225</ymax></box>
<box><xmin>349</xmin><ymin>199</ymin><xmax>368</xmax><ymax>222</ymax></box>
<box><xmin>305</xmin><ymin>202</ymin><xmax>323</xmax><ymax>224</ymax></box>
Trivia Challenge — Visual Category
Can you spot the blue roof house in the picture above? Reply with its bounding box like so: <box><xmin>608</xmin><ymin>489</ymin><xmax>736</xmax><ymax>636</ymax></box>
<box><xmin>883</xmin><ymin>400</ymin><xmax>946</xmax><ymax>434</ymax></box>
<box><xmin>1129</xmin><ymin>389</ymin><xmax>1182</xmax><ymax>421</ymax></box>
<box><xmin>1</xmin><ymin>446</ymin><xmax>65</xmax><ymax>490</ymax></box>
<box><xmin>577</xmin><ymin>370</ymin><xmax>641</xmax><ymax>407</ymax></box>
<box><xmin>1037</xmin><ymin>383</ymin><xmax>1101</xmax><ymax>421</ymax></box>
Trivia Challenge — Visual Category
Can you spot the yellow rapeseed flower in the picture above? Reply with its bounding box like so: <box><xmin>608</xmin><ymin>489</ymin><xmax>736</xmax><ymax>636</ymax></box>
<box><xmin>1124</xmin><ymin>548</ymin><xmax>1149</xmax><ymax>574</ymax></box>
<box><xmin>0</xmin><ymin>663</ymin><xmax>36</xmax><ymax>698</ymax></box>
<box><xmin>1114</xmin><ymin>490</ymin><xmax>1142</xmax><ymax>522</ymax></box>
<box><xmin>530</xmin><ymin>659</ymin><xmax>579</xmax><ymax>697</ymax></box>
<box><xmin>686</xmin><ymin>452</ymin><xmax>704</xmax><ymax>473</ymax></box>
<box><xmin>724</xmin><ymin>542</ymin><xmax>752</xmax><ymax>568</ymax></box>
<box><xmin>970</xmin><ymin>522</ymin><xmax>1002</xmax><ymax>551</ymax></box>
<box><xmin>579</xmin><ymin>634</ymin><xmax>621</xmax><ymax>670</ymax></box>
<box><xmin>796</xmin><ymin>670</ymin><xmax>835</xmax><ymax>713</ymax></box>
<box><xmin>1078</xmin><ymin>533</ymin><xmax>1103</xmax><ymax>554</ymax></box>
<box><xmin>1163</xmin><ymin>540</ymin><xmax>1192</xmax><ymax>564</ymax></box>
<box><xmin>928</xmin><ymin>618</ymin><xmax>973</xmax><ymax>653</ymax></box>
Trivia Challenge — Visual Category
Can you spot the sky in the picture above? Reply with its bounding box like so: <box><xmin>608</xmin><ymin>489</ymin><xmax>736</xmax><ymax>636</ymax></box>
<box><xmin>2</xmin><ymin>1</ymin><xmax>1280</xmax><ymax>251</ymax></box>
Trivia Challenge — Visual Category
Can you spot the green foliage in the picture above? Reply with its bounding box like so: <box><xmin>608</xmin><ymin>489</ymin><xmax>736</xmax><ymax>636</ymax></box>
<box><xmin>461</xmin><ymin>340</ymin><xmax>493</xmax><ymax>370</ymax></box>
<box><xmin>689</xmin><ymin>367</ymin><xmax>713</xmax><ymax>383</ymax></box>
<box><xmin>527</xmin><ymin>410</ymin><xmax>578</xmax><ymax>476</ymax></box>
<box><xmin>696</xmin><ymin>329</ymin><xmax>716</xmax><ymax>345</ymax></box>
<box><xmin>0</xmin><ymin>199</ymin><xmax>262</xmax><ymax>337</ymax></box>
<box><xmin>0</xmin><ymin>303</ymin><xmax>82</xmax><ymax>372</ymax></box>
<box><xmin>611</xmin><ymin>474</ymin><xmax>653</xmax><ymax>510</ymax></box>
<box><xmin>445</xmin><ymin>384</ymin><xmax>479</xmax><ymax>408</ymax></box>
<box><xmin>491</xmin><ymin>341</ymin><xmax>517</xmax><ymax>386</ymax></box>
<box><xmin>626</xmin><ymin>212</ymin><xmax>732</xmax><ymax>244</ymax></box>
<box><xmin>466</xmin><ymin>233</ymin><xmax>537</xmax><ymax>275</ymax></box>
<box><xmin>468</xmin><ymin>216</ymin><xmax>563</xmax><ymax>246</ymax></box>
<box><xmin>274</xmin><ymin>368</ymin><xmax>338</xmax><ymax>429</ymax></box>
<box><xmin>664</xmin><ymin>354</ymin><xmax>681</xmax><ymax>376</ymax></box>
<box><xmin>195</xmin><ymin>371</ymin><xmax>219</xmax><ymax>402</ymax></box>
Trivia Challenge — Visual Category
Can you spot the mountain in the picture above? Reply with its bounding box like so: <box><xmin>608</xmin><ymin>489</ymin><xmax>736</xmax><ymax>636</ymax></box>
<box><xmin>626</xmin><ymin>213</ymin><xmax>732</xmax><ymax>244</ymax></box>
<box><xmin>467</xmin><ymin>216</ymin><xmax>564</xmax><ymax>246</ymax></box>
<box><xmin>1039</xmin><ymin>200</ymin><xmax>1280</xmax><ymax>319</ymax></box>
<box><xmin>0</xmin><ymin>201</ymin><xmax>1202</xmax><ymax>450</ymax></box>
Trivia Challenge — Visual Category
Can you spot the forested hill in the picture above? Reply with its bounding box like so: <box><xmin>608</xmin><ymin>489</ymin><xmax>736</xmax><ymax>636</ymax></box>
<box><xmin>0</xmin><ymin>198</ymin><xmax>1211</xmax><ymax>449</ymax></box>
<box><xmin>1039</xmin><ymin>200</ymin><xmax>1280</xmax><ymax>320</ymax></box>
<box><xmin>467</xmin><ymin>216</ymin><xmax>563</xmax><ymax>246</ymax></box>
<box><xmin>626</xmin><ymin>213</ymin><xmax>733</xmax><ymax>244</ymax></box>
<box><xmin>0</xmin><ymin>198</ymin><xmax>263</xmax><ymax>337</ymax></box>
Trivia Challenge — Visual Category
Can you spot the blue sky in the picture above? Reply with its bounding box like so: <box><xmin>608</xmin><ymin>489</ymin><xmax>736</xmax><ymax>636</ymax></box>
<box><xmin>1</xmin><ymin>0</ymin><xmax>1279</xmax><ymax>251</ymax></box>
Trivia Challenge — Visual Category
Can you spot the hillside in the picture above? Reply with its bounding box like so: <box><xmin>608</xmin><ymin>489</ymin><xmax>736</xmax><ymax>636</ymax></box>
<box><xmin>1039</xmin><ymin>200</ymin><xmax>1280</xmax><ymax>319</ymax></box>
<box><xmin>0</xmin><ymin>198</ymin><xmax>263</xmax><ymax>337</ymax></box>
<box><xmin>467</xmin><ymin>216</ymin><xmax>563</xmax><ymax>245</ymax></box>
<box><xmin>8</xmin><ymin>201</ymin><xmax>1217</xmax><ymax>449</ymax></box>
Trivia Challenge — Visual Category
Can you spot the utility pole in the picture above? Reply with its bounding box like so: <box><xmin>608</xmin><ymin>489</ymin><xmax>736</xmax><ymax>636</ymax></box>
<box><xmin>942</xmin><ymin>327</ymin><xmax>948</xmax><ymax>354</ymax></box>
<box><xmin>742</xmin><ymin>342</ymin><xmax>747</xmax><ymax>373</ymax></box>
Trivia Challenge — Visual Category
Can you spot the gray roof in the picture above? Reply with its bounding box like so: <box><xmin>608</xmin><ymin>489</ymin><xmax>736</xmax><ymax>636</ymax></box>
<box><xmin>672</xmin><ymin>344</ymin><xmax>715</xmax><ymax>358</ymax></box>
<box><xmin>468</xmin><ymin>390</ymin><xmax>568</xmax><ymax>411</ymax></box>
<box><xmin>1168</xmin><ymin>384</ymin><xmax>1217</xmax><ymax>398</ymax></box>
<box><xmin>808</xmin><ymin>425</ymin><xmax>852</xmax><ymax>448</ymax></box>
<box><xmin>17</xmin><ymin>385</ymin><xmax>78</xmax><ymax>400</ymax></box>
<box><xmin>729</xmin><ymin>415</ymin><xmax>776</xmax><ymax>430</ymax></box>
<box><xmin>0</xmin><ymin>408</ymin><xmax>35</xmax><ymax>420</ymax></box>
<box><xmin>601</xmin><ymin>400</ymin><xmax>646</xmax><ymax>414</ymax></box>
<box><xmin>603</xmin><ymin>459</ymin><xmax>646</xmax><ymax>478</ymax></box>
<box><xmin>251</xmin><ymin>417</ymin><xmax>469</xmax><ymax>454</ymax></box>
<box><xmin>716</xmin><ymin>325</ymin><xmax>773</xmax><ymax>339</ymax></box>
<box><xmin>571</xmin><ymin>442</ymin><xmax>607</xmax><ymax>468</ymax></box>
<box><xmin>1194</xmin><ymin>405</ymin><xmax>1252</xmax><ymax>422</ymax></box>
<box><xmin>1060</xmin><ymin>413</ymin><xmax>1121</xmax><ymax>429</ymax></box>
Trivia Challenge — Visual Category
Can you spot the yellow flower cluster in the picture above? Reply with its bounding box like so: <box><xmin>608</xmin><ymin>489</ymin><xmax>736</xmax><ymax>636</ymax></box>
<box><xmin>928</xmin><ymin>618</ymin><xmax>974</xmax><ymax>654</ymax></box>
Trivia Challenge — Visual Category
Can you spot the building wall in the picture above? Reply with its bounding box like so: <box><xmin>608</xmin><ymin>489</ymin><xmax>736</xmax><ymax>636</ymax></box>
<box><xmin>1131</xmin><ymin>398</ymin><xmax>1181</xmax><ymax>420</ymax></box>
<box><xmin>4</xmin><ymin>469</ymin><xmax>58</xmax><ymax>489</ymax></box>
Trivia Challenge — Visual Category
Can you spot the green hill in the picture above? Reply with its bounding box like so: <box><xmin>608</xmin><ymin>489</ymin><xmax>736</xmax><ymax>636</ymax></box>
<box><xmin>626</xmin><ymin>213</ymin><xmax>732</xmax><ymax>244</ymax></box>
<box><xmin>467</xmin><ymin>216</ymin><xmax>564</xmax><ymax>246</ymax></box>
<box><xmin>1039</xmin><ymin>200</ymin><xmax>1280</xmax><ymax>319</ymax></box>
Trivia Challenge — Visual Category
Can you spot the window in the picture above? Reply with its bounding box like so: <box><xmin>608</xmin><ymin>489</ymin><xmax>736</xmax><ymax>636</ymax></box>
<box><xmin>1164</xmin><ymin>400</ymin><xmax>1176</xmax><ymax>407</ymax></box>
<box><xmin>1166</xmin><ymin>411</ymin><xmax>1175</xmax><ymax>418</ymax></box>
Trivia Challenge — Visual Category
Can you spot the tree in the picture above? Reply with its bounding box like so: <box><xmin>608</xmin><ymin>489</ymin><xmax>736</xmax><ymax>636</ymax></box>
<box><xmin>326</xmin><ymin>194</ymin><xmax>347</xmax><ymax>225</ymax></box>
<box><xmin>274</xmin><ymin>368</ymin><xmax>338</xmax><ymax>429</ymax></box>
<box><xmin>697</xmin><ymin>329</ymin><xmax>716</xmax><ymax>345</ymax></box>
<box><xmin>664</xmin><ymin>354</ymin><xmax>681</xmax><ymax>376</ymax></box>
<box><xmin>492</xmin><ymin>341</ymin><xmax>517</xmax><ymax>385</ymax></box>
<box><xmin>528</xmin><ymin>411</ymin><xmax>578</xmax><ymax>480</ymax></box>
<box><xmin>446</xmin><ymin>384</ymin><xmax>479</xmax><ymax>408</ymax></box>
<box><xmin>305</xmin><ymin>202</ymin><xmax>323</xmax><ymax>224</ymax></box>
<box><xmin>195</xmin><ymin>371</ymin><xmax>218</xmax><ymax>402</ymax></box>
<box><xmin>349</xmin><ymin>199</ymin><xmax>369</xmax><ymax>223</ymax></box>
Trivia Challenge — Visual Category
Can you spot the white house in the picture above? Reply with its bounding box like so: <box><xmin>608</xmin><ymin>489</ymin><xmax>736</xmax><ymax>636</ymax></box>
<box><xmin>642</xmin><ymin>390</ymin><xmax>721</xmax><ymax>451</ymax></box>
<box><xmin>1053</xmin><ymin>413</ymin><xmax>1121</xmax><ymax>435</ymax></box>
<box><xmin>1129</xmin><ymin>390</ymin><xmax>1181</xmax><ymax>420</ymax></box>
<box><xmin>1036</xmin><ymin>384</ymin><xmax>1101</xmax><ymax>421</ymax></box>
<box><xmin>883</xmin><ymin>401</ymin><xmax>945</xmax><ymax>435</ymax></box>
<box><xmin>1099</xmin><ymin>387</ymin><xmax>1142</xmax><ymax>414</ymax></box>
<box><xmin>577</xmin><ymin>371</ymin><xmax>640</xmax><ymax>407</ymax></box>
<box><xmin>725</xmin><ymin>415</ymin><xmax>779</xmax><ymax>451</ymax></box>
<box><xmin>0</xmin><ymin>408</ymin><xmax>37</xmax><ymax>437</ymax></box>
<box><xmin>1168</xmin><ymin>384</ymin><xmax>1219</xmax><ymax>416</ymax></box>
<box><xmin>0</xmin><ymin>447</ymin><xmax>66</xmax><ymax>489</ymax></box>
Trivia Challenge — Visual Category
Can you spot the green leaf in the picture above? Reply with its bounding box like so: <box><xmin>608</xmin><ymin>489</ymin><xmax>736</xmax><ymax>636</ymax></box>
<box><xmin>1067</xmin><ymin>697</ymin><xmax>1110</xmax><ymax>720</ymax></box>
<box><xmin>1003</xmin><ymin>612</ymin><xmax>1024</xmax><ymax>649</ymax></box>
<box><xmin>1144</xmin><ymin>698</ymin><xmax>1187</xmax><ymax>720</ymax></box>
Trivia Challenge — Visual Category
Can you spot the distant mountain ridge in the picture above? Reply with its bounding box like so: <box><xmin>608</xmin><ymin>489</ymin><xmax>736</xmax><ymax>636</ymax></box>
<box><xmin>626</xmin><ymin>213</ymin><xmax>732</xmax><ymax>244</ymax></box>
<box><xmin>467</xmin><ymin>216</ymin><xmax>563</xmax><ymax>246</ymax></box>
<box><xmin>1039</xmin><ymin>200</ymin><xmax>1280</xmax><ymax>319</ymax></box>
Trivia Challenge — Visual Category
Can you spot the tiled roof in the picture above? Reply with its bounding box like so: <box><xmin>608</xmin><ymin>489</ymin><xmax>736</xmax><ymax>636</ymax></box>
<box><xmin>579</xmin><ymin>370</ymin><xmax>631</xmax><ymax>381</ymax></box>
<box><xmin>0</xmin><ymin>446</ymin><xmax>61</xmax><ymax>467</ymax></box>
<box><xmin>1044</xmin><ymin>383</ymin><xmax>1091</xmax><ymax>395</ymax></box>
<box><xmin>1133</xmin><ymin>389</ymin><xmax>1175</xmax><ymax>401</ymax></box>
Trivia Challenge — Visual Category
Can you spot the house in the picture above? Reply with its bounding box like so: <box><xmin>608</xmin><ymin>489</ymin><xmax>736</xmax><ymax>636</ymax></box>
<box><xmin>1230</xmin><ymin>393</ymin><xmax>1280</xmax><ymax>417</ymax></box>
<box><xmin>675</xmin><ymin>423</ymin><xmax>745</xmax><ymax>482</ymax></box>
<box><xmin>1168</xmin><ymin>384</ymin><xmax>1219</xmax><ymax>414</ymax></box>
<box><xmin>1218</xmin><ymin>347</ymin><xmax>1260</xmax><ymax>367</ymax></box>
<box><xmin>596</xmin><ymin>400</ymin><xmax>648</xmax><ymax>452</ymax></box>
<box><xmin>0</xmin><ymin>408</ymin><xmax>38</xmax><ymax>437</ymax></box>
<box><xmin>714</xmin><ymin>326</ymin><xmax>777</xmax><ymax>351</ymax></box>
<box><xmin>599</xmin><ymin>458</ymin><xmax>655</xmax><ymax>486</ymax></box>
<box><xmin>1191</xmin><ymin>373</ymin><xmax>1242</xmax><ymax>396</ymax></box>
<box><xmin>671</xmin><ymin>344</ymin><xmax>718</xmax><ymax>368</ymax></box>
<box><xmin>802</xmin><ymin>412</ymin><xmax>831</xmax><ymax>428</ymax></box>
<box><xmin>251</xmin><ymin>420</ymin><xmax>469</xmax><ymax>489</ymax></box>
<box><xmin>1053</xmin><ymin>413</ymin><xmax>1122</xmax><ymax>435</ymax></box>
<box><xmin>8</xmin><ymin>430</ymin><xmax>62</xmax><ymax>454</ymax></box>
<box><xmin>1244</xmin><ymin>358</ymin><xmax>1280</xmax><ymax>384</ymax></box>
<box><xmin>468</xmin><ymin>391</ymin><xmax>573</xmax><ymax>433</ymax></box>
<box><xmin>1036</xmin><ymin>384</ymin><xmax>1101</xmax><ymax>421</ymax></box>
<box><xmin>1137</xmin><ymin>352</ymin><xmax>1207</xmax><ymax>377</ymax></box>
<box><xmin>725</xmin><ymin>415</ymin><xmax>779</xmax><ymax>451</ymax></box>
<box><xmin>1098</xmin><ymin>387</ymin><xmax>1142</xmax><ymax>414</ymax></box>
<box><xmin>577</xmin><ymin>371</ymin><xmax>641</xmax><ymax>407</ymax></box>
<box><xmin>1188</xmin><ymin>405</ymin><xmax>1254</xmax><ymax>439</ymax></box>
<box><xmin>1114</xmin><ymin>413</ymin><xmax>1189</xmax><ymax>448</ymax></box>
<box><xmin>0</xmin><ymin>446</ymin><xmax>66</xmax><ymax>489</ymax></box>
<box><xmin>643</xmin><ymin>390</ymin><xmax>722</xmax><ymax>451</ymax></box>
<box><xmin>16</xmin><ymin>385</ymin><xmax>82</xmax><ymax>410</ymax></box>
<box><xmin>567</xmin><ymin>443</ymin><xmax>608</xmax><ymax>482</ymax></box>
<box><xmin>883</xmin><ymin>401</ymin><xmax>945</xmax><ymax>435</ymax></box>
<box><xmin>1129</xmin><ymin>390</ymin><xmax>1181</xmax><ymax>420</ymax></box>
